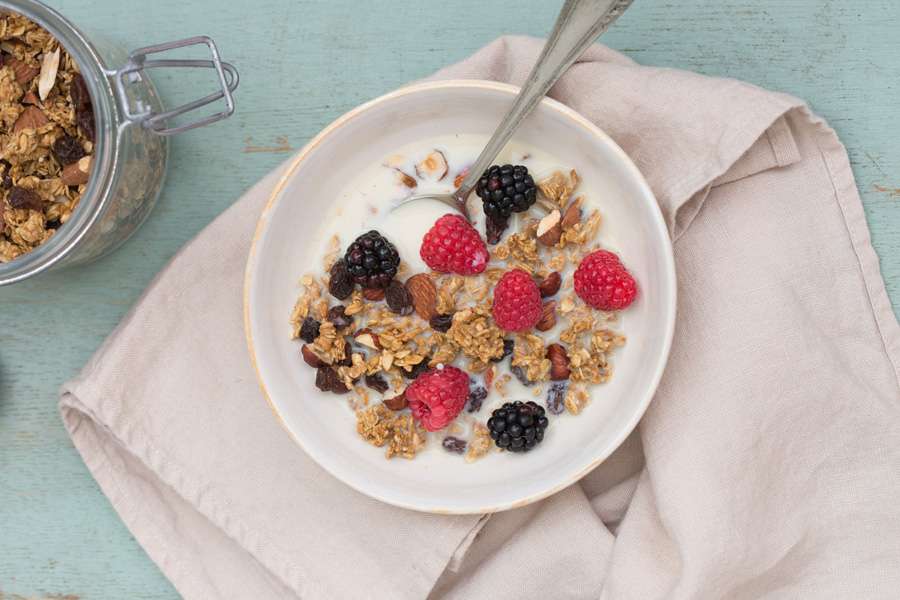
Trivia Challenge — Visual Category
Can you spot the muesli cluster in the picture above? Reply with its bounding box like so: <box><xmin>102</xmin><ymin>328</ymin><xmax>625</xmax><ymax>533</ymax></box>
<box><xmin>290</xmin><ymin>151</ymin><xmax>636</xmax><ymax>461</ymax></box>
<box><xmin>0</xmin><ymin>12</ymin><xmax>95</xmax><ymax>263</ymax></box>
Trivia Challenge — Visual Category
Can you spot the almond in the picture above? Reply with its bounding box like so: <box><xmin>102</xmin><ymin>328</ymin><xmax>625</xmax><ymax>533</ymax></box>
<box><xmin>536</xmin><ymin>209</ymin><xmax>562</xmax><ymax>246</ymax></box>
<box><xmin>537</xmin><ymin>271</ymin><xmax>561</xmax><ymax>297</ymax></box>
<box><xmin>415</xmin><ymin>149</ymin><xmax>448</xmax><ymax>181</ymax></box>
<box><xmin>353</xmin><ymin>328</ymin><xmax>381</xmax><ymax>350</ymax></box>
<box><xmin>38</xmin><ymin>48</ymin><xmax>60</xmax><ymax>101</ymax></box>
<box><xmin>383</xmin><ymin>391</ymin><xmax>408</xmax><ymax>411</ymax></box>
<box><xmin>484</xmin><ymin>365</ymin><xmax>495</xmax><ymax>390</ymax></box>
<box><xmin>536</xmin><ymin>301</ymin><xmax>557</xmax><ymax>332</ymax></box>
<box><xmin>21</xmin><ymin>91</ymin><xmax>39</xmax><ymax>105</ymax></box>
<box><xmin>561</xmin><ymin>198</ymin><xmax>583</xmax><ymax>230</ymax></box>
<box><xmin>60</xmin><ymin>156</ymin><xmax>91</xmax><ymax>186</ymax></box>
<box><xmin>363</xmin><ymin>288</ymin><xmax>385</xmax><ymax>301</ymax></box>
<box><xmin>405</xmin><ymin>273</ymin><xmax>438</xmax><ymax>321</ymax></box>
<box><xmin>13</xmin><ymin>106</ymin><xmax>48</xmax><ymax>133</ymax></box>
<box><xmin>301</xmin><ymin>344</ymin><xmax>326</xmax><ymax>368</ymax></box>
<box><xmin>8</xmin><ymin>57</ymin><xmax>40</xmax><ymax>85</ymax></box>
<box><xmin>391</xmin><ymin>167</ymin><xmax>417</xmax><ymax>188</ymax></box>
<box><xmin>546</xmin><ymin>344</ymin><xmax>571</xmax><ymax>381</ymax></box>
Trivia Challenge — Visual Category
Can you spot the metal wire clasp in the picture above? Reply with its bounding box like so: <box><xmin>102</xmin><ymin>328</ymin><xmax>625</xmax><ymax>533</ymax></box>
<box><xmin>113</xmin><ymin>36</ymin><xmax>238</xmax><ymax>136</ymax></box>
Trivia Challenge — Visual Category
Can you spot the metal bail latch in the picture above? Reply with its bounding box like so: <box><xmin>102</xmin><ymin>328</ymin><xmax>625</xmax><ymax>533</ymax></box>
<box><xmin>113</xmin><ymin>36</ymin><xmax>239</xmax><ymax>136</ymax></box>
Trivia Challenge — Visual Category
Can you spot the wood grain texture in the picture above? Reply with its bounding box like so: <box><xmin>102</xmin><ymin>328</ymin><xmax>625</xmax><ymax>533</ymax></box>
<box><xmin>1</xmin><ymin>0</ymin><xmax>897</xmax><ymax>597</ymax></box>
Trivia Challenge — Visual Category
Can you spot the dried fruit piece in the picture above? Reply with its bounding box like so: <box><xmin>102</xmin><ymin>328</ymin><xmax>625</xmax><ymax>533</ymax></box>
<box><xmin>60</xmin><ymin>156</ymin><xmax>91</xmax><ymax>186</ymax></box>
<box><xmin>327</xmin><ymin>305</ymin><xmax>353</xmax><ymax>330</ymax></box>
<box><xmin>8</xmin><ymin>187</ymin><xmax>44</xmax><ymax>211</ymax></box>
<box><xmin>442</xmin><ymin>436</ymin><xmax>467</xmax><ymax>454</ymax></box>
<box><xmin>328</xmin><ymin>260</ymin><xmax>354</xmax><ymax>300</ymax></box>
<box><xmin>402</xmin><ymin>359</ymin><xmax>430</xmax><ymax>380</ymax></box>
<box><xmin>536</xmin><ymin>209</ymin><xmax>562</xmax><ymax>246</ymax></box>
<box><xmin>298</xmin><ymin>317</ymin><xmax>321</xmax><ymax>343</ymax></box>
<box><xmin>13</xmin><ymin>106</ymin><xmax>49</xmax><ymax>133</ymax></box>
<box><xmin>546</xmin><ymin>382</ymin><xmax>567</xmax><ymax>415</ymax></box>
<box><xmin>385</xmin><ymin>279</ymin><xmax>413</xmax><ymax>315</ymax></box>
<box><xmin>363</xmin><ymin>288</ymin><xmax>385</xmax><ymax>301</ymax></box>
<box><xmin>316</xmin><ymin>366</ymin><xmax>349</xmax><ymax>394</ymax></box>
<box><xmin>52</xmin><ymin>135</ymin><xmax>85</xmax><ymax>166</ymax></box>
<box><xmin>429</xmin><ymin>313</ymin><xmax>453</xmax><ymax>332</ymax></box>
<box><xmin>415</xmin><ymin>150</ymin><xmax>449</xmax><ymax>181</ymax></box>
<box><xmin>70</xmin><ymin>74</ymin><xmax>95</xmax><ymax>141</ymax></box>
<box><xmin>485</xmin><ymin>215</ymin><xmax>509</xmax><ymax>245</ymax></box>
<box><xmin>383</xmin><ymin>392</ymin><xmax>408</xmax><ymax>411</ymax></box>
<box><xmin>546</xmin><ymin>344</ymin><xmax>571</xmax><ymax>381</ymax></box>
<box><xmin>538</xmin><ymin>271</ymin><xmax>562</xmax><ymax>297</ymax></box>
<box><xmin>511</xmin><ymin>365</ymin><xmax>533</xmax><ymax>387</ymax></box>
<box><xmin>301</xmin><ymin>345</ymin><xmax>326</xmax><ymax>368</ymax></box>
<box><xmin>536</xmin><ymin>301</ymin><xmax>557</xmax><ymax>332</ymax></box>
<box><xmin>466</xmin><ymin>385</ymin><xmax>488</xmax><ymax>413</ymax></box>
<box><xmin>37</xmin><ymin>48</ymin><xmax>60</xmax><ymax>101</ymax></box>
<box><xmin>405</xmin><ymin>273</ymin><xmax>438</xmax><ymax>321</ymax></box>
<box><xmin>365</xmin><ymin>373</ymin><xmax>390</xmax><ymax>394</ymax></box>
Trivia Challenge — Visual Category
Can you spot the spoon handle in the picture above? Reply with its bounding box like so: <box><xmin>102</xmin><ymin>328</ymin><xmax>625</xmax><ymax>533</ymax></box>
<box><xmin>453</xmin><ymin>0</ymin><xmax>633</xmax><ymax>207</ymax></box>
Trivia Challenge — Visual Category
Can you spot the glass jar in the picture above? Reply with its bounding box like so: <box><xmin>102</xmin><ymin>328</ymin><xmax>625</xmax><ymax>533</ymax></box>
<box><xmin>0</xmin><ymin>0</ymin><xmax>238</xmax><ymax>285</ymax></box>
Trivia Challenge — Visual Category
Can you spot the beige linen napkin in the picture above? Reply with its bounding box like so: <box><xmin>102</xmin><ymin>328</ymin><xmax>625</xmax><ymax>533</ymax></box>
<box><xmin>60</xmin><ymin>37</ymin><xmax>900</xmax><ymax>599</ymax></box>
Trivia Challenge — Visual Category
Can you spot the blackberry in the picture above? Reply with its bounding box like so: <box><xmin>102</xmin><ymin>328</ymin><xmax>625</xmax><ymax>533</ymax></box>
<box><xmin>475</xmin><ymin>164</ymin><xmax>537</xmax><ymax>221</ymax></box>
<box><xmin>487</xmin><ymin>401</ymin><xmax>549</xmax><ymax>453</ymax></box>
<box><xmin>344</xmin><ymin>230</ymin><xmax>400</xmax><ymax>290</ymax></box>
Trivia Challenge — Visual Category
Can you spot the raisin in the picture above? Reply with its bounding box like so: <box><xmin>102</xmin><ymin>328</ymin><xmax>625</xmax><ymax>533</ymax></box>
<box><xmin>403</xmin><ymin>359</ymin><xmax>429</xmax><ymax>380</ymax></box>
<box><xmin>328</xmin><ymin>259</ymin><xmax>354</xmax><ymax>300</ymax></box>
<box><xmin>511</xmin><ymin>365</ymin><xmax>533</xmax><ymax>387</ymax></box>
<box><xmin>52</xmin><ymin>135</ymin><xmax>85</xmax><ymax>166</ymax></box>
<box><xmin>46</xmin><ymin>219</ymin><xmax>61</xmax><ymax>229</ymax></box>
<box><xmin>491</xmin><ymin>339</ymin><xmax>514</xmax><ymax>363</ymax></box>
<box><xmin>546</xmin><ymin>382</ymin><xmax>567</xmax><ymax>415</ymax></box>
<box><xmin>442</xmin><ymin>436</ymin><xmax>467</xmax><ymax>454</ymax></box>
<box><xmin>0</xmin><ymin>160</ymin><xmax>12</xmax><ymax>189</ymax></box>
<box><xmin>485</xmin><ymin>215</ymin><xmax>508</xmax><ymax>245</ymax></box>
<box><xmin>327</xmin><ymin>305</ymin><xmax>353</xmax><ymax>330</ymax></box>
<box><xmin>70</xmin><ymin>74</ymin><xmax>95</xmax><ymax>142</ymax></box>
<box><xmin>385</xmin><ymin>279</ymin><xmax>413</xmax><ymax>315</ymax></box>
<box><xmin>315</xmin><ymin>366</ymin><xmax>348</xmax><ymax>394</ymax></box>
<box><xmin>429</xmin><ymin>313</ymin><xmax>453</xmax><ymax>332</ymax></box>
<box><xmin>298</xmin><ymin>317</ymin><xmax>320</xmax><ymax>343</ymax></box>
<box><xmin>8</xmin><ymin>186</ymin><xmax>44</xmax><ymax>210</ymax></box>
<box><xmin>336</xmin><ymin>342</ymin><xmax>353</xmax><ymax>367</ymax></box>
<box><xmin>466</xmin><ymin>386</ymin><xmax>488</xmax><ymax>413</ymax></box>
<box><xmin>364</xmin><ymin>373</ymin><xmax>389</xmax><ymax>394</ymax></box>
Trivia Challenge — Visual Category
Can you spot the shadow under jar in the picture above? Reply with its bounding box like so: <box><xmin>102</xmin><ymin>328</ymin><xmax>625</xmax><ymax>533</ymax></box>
<box><xmin>0</xmin><ymin>0</ymin><xmax>238</xmax><ymax>285</ymax></box>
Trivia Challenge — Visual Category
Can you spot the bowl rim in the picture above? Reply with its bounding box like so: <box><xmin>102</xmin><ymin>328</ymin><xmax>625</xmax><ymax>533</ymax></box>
<box><xmin>244</xmin><ymin>78</ymin><xmax>677</xmax><ymax>514</ymax></box>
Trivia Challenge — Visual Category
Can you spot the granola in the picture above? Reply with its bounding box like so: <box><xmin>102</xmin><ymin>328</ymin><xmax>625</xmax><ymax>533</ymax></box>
<box><xmin>290</xmin><ymin>151</ymin><xmax>630</xmax><ymax>462</ymax></box>
<box><xmin>0</xmin><ymin>12</ymin><xmax>94</xmax><ymax>263</ymax></box>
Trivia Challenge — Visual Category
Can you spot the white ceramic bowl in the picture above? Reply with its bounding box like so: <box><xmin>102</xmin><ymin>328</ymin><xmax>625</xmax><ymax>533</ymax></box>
<box><xmin>244</xmin><ymin>80</ymin><xmax>676</xmax><ymax>514</ymax></box>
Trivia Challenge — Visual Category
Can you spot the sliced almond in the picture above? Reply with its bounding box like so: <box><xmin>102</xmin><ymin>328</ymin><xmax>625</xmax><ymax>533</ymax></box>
<box><xmin>13</xmin><ymin>106</ymin><xmax>49</xmax><ymax>133</ymax></box>
<box><xmin>414</xmin><ymin>150</ymin><xmax>448</xmax><ymax>181</ymax></box>
<box><xmin>60</xmin><ymin>156</ymin><xmax>91</xmax><ymax>186</ymax></box>
<box><xmin>37</xmin><ymin>48</ymin><xmax>60</xmax><ymax>101</ymax></box>
<box><xmin>390</xmin><ymin>167</ymin><xmax>417</xmax><ymax>188</ymax></box>
<box><xmin>536</xmin><ymin>209</ymin><xmax>562</xmax><ymax>246</ymax></box>
<box><xmin>453</xmin><ymin>167</ymin><xmax>470</xmax><ymax>188</ymax></box>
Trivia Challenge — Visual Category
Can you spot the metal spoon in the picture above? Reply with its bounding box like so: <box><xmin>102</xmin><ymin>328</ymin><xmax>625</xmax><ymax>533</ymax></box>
<box><xmin>394</xmin><ymin>0</ymin><xmax>633</xmax><ymax>221</ymax></box>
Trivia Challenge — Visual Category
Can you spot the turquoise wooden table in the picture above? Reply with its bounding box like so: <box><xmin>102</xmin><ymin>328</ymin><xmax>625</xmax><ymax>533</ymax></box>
<box><xmin>0</xmin><ymin>0</ymin><xmax>897</xmax><ymax>597</ymax></box>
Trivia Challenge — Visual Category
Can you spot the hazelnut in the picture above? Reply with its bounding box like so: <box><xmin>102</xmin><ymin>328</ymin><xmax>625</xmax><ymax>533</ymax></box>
<box><xmin>537</xmin><ymin>271</ymin><xmax>562</xmax><ymax>297</ymax></box>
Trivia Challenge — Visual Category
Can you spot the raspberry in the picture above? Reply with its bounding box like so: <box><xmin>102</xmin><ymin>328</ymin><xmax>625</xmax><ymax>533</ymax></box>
<box><xmin>573</xmin><ymin>250</ymin><xmax>638</xmax><ymax>311</ymax></box>
<box><xmin>491</xmin><ymin>269</ymin><xmax>542</xmax><ymax>332</ymax></box>
<box><xmin>406</xmin><ymin>365</ymin><xmax>470</xmax><ymax>431</ymax></box>
<box><xmin>420</xmin><ymin>214</ymin><xmax>488</xmax><ymax>275</ymax></box>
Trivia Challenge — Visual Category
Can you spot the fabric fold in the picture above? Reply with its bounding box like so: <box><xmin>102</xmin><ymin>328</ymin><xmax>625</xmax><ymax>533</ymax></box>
<box><xmin>61</xmin><ymin>36</ymin><xmax>900</xmax><ymax>599</ymax></box>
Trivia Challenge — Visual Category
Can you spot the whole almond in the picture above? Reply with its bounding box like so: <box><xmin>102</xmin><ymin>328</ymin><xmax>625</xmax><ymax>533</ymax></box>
<box><xmin>546</xmin><ymin>343</ymin><xmax>571</xmax><ymax>381</ymax></box>
<box><xmin>13</xmin><ymin>106</ymin><xmax>48</xmax><ymax>133</ymax></box>
<box><xmin>8</xmin><ymin>57</ymin><xmax>40</xmax><ymax>85</ymax></box>
<box><xmin>60</xmin><ymin>156</ymin><xmax>91</xmax><ymax>186</ymax></box>
<box><xmin>353</xmin><ymin>328</ymin><xmax>381</xmax><ymax>350</ymax></box>
<box><xmin>405</xmin><ymin>273</ymin><xmax>438</xmax><ymax>321</ymax></box>
<box><xmin>392</xmin><ymin>167</ymin><xmax>417</xmax><ymax>188</ymax></box>
<box><xmin>536</xmin><ymin>209</ymin><xmax>562</xmax><ymax>246</ymax></box>
<box><xmin>301</xmin><ymin>344</ymin><xmax>326</xmax><ymax>368</ymax></box>
<box><xmin>561</xmin><ymin>199</ymin><xmax>583</xmax><ymax>230</ymax></box>
<box><xmin>383</xmin><ymin>391</ymin><xmax>408</xmax><ymax>411</ymax></box>
<box><xmin>536</xmin><ymin>301</ymin><xmax>557</xmax><ymax>332</ymax></box>
<box><xmin>538</xmin><ymin>271</ymin><xmax>561</xmax><ymax>297</ymax></box>
<box><xmin>363</xmin><ymin>288</ymin><xmax>385</xmax><ymax>301</ymax></box>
